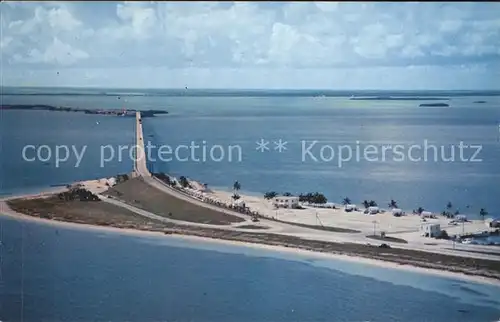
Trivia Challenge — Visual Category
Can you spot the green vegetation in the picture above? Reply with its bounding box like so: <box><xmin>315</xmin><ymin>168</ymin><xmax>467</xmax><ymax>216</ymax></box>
<box><xmin>388</xmin><ymin>199</ymin><xmax>398</xmax><ymax>209</ymax></box>
<box><xmin>233</xmin><ymin>180</ymin><xmax>241</xmax><ymax>192</ymax></box>
<box><xmin>480</xmin><ymin>208</ymin><xmax>488</xmax><ymax>222</ymax></box>
<box><xmin>264</xmin><ymin>191</ymin><xmax>278</xmax><ymax>200</ymax></box>
<box><xmin>436</xmin><ymin>230</ymin><xmax>450</xmax><ymax>240</ymax></box>
<box><xmin>442</xmin><ymin>201</ymin><xmax>459</xmax><ymax>219</ymax></box>
<box><xmin>233</xmin><ymin>180</ymin><xmax>241</xmax><ymax>200</ymax></box>
<box><xmin>106</xmin><ymin>178</ymin><xmax>245</xmax><ymax>225</ymax></box>
<box><xmin>153</xmin><ymin>172</ymin><xmax>173</xmax><ymax>186</ymax></box>
<box><xmin>298</xmin><ymin>192</ymin><xmax>327</xmax><ymax>204</ymax></box>
<box><xmin>362</xmin><ymin>200</ymin><xmax>378</xmax><ymax>209</ymax></box>
<box><xmin>115</xmin><ymin>174</ymin><xmax>130</xmax><ymax>184</ymax></box>
<box><xmin>415</xmin><ymin>207</ymin><xmax>425</xmax><ymax>215</ymax></box>
<box><xmin>342</xmin><ymin>197</ymin><xmax>351</xmax><ymax>205</ymax></box>
<box><xmin>179</xmin><ymin>176</ymin><xmax>190</xmax><ymax>188</ymax></box>
<box><xmin>58</xmin><ymin>188</ymin><xmax>100</xmax><ymax>202</ymax></box>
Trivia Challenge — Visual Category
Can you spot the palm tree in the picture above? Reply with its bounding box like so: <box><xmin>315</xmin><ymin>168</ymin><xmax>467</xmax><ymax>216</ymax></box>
<box><xmin>342</xmin><ymin>197</ymin><xmax>351</xmax><ymax>205</ymax></box>
<box><xmin>264</xmin><ymin>191</ymin><xmax>278</xmax><ymax>200</ymax></box>
<box><xmin>446</xmin><ymin>201</ymin><xmax>453</xmax><ymax>211</ymax></box>
<box><xmin>233</xmin><ymin>180</ymin><xmax>241</xmax><ymax>192</ymax></box>
<box><xmin>283</xmin><ymin>192</ymin><xmax>292</xmax><ymax>196</ymax></box>
<box><xmin>179</xmin><ymin>176</ymin><xmax>189</xmax><ymax>188</ymax></box>
<box><xmin>416</xmin><ymin>207</ymin><xmax>424</xmax><ymax>215</ymax></box>
<box><xmin>368</xmin><ymin>200</ymin><xmax>377</xmax><ymax>207</ymax></box>
<box><xmin>233</xmin><ymin>180</ymin><xmax>241</xmax><ymax>199</ymax></box>
<box><xmin>362</xmin><ymin>200</ymin><xmax>369</xmax><ymax>209</ymax></box>
<box><xmin>388</xmin><ymin>199</ymin><xmax>398</xmax><ymax>209</ymax></box>
<box><xmin>479</xmin><ymin>208</ymin><xmax>488</xmax><ymax>222</ymax></box>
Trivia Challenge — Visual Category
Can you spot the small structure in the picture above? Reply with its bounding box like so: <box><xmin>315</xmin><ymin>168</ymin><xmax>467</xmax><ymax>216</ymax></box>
<box><xmin>232</xmin><ymin>199</ymin><xmax>246</xmax><ymax>208</ymax></box>
<box><xmin>455</xmin><ymin>215</ymin><xmax>467</xmax><ymax>222</ymax></box>
<box><xmin>368</xmin><ymin>206</ymin><xmax>379</xmax><ymax>214</ymax></box>
<box><xmin>273</xmin><ymin>196</ymin><xmax>300</xmax><ymax>209</ymax></box>
<box><xmin>309</xmin><ymin>202</ymin><xmax>336</xmax><ymax>209</ymax></box>
<box><xmin>421</xmin><ymin>211</ymin><xmax>433</xmax><ymax>218</ymax></box>
<box><xmin>489</xmin><ymin>218</ymin><xmax>500</xmax><ymax>228</ymax></box>
<box><xmin>392</xmin><ymin>208</ymin><xmax>403</xmax><ymax>216</ymax></box>
<box><xmin>344</xmin><ymin>204</ymin><xmax>356</xmax><ymax>212</ymax></box>
<box><xmin>420</xmin><ymin>223</ymin><xmax>441</xmax><ymax>237</ymax></box>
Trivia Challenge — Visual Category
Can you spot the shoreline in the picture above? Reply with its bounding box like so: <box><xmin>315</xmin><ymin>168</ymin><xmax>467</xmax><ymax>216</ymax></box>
<box><xmin>2</xmin><ymin>208</ymin><xmax>499</xmax><ymax>287</ymax></box>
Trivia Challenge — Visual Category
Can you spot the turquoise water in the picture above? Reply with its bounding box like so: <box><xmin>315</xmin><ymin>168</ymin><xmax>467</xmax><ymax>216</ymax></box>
<box><xmin>2</xmin><ymin>216</ymin><xmax>500</xmax><ymax>322</ymax></box>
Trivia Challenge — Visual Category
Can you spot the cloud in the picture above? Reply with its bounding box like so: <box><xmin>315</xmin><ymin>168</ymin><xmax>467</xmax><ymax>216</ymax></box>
<box><xmin>1</xmin><ymin>1</ymin><xmax>499</xmax><ymax>89</ymax></box>
<box><xmin>12</xmin><ymin>38</ymin><xmax>89</xmax><ymax>65</ymax></box>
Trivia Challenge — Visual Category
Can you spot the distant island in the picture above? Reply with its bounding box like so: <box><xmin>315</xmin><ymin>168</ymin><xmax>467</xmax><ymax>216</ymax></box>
<box><xmin>473</xmin><ymin>100</ymin><xmax>487</xmax><ymax>104</ymax></box>
<box><xmin>0</xmin><ymin>104</ymin><xmax>168</xmax><ymax>118</ymax></box>
<box><xmin>419</xmin><ymin>103</ymin><xmax>450</xmax><ymax>107</ymax></box>
<box><xmin>350</xmin><ymin>96</ymin><xmax>449</xmax><ymax>101</ymax></box>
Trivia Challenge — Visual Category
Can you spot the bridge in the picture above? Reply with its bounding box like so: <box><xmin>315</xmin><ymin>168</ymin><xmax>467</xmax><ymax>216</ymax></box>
<box><xmin>134</xmin><ymin>112</ymin><xmax>151</xmax><ymax>177</ymax></box>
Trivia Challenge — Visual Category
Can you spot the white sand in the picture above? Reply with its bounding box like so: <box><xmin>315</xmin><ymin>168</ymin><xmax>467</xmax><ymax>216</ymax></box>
<box><xmin>207</xmin><ymin>189</ymin><xmax>500</xmax><ymax>260</ymax></box>
<box><xmin>209</xmin><ymin>189</ymin><xmax>491</xmax><ymax>238</ymax></box>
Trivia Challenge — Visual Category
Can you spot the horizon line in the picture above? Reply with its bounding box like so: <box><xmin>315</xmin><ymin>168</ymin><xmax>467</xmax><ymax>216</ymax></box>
<box><xmin>2</xmin><ymin>85</ymin><xmax>500</xmax><ymax>92</ymax></box>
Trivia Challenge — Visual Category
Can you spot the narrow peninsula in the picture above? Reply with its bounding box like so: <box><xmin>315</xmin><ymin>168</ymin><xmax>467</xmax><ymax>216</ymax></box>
<box><xmin>0</xmin><ymin>104</ymin><xmax>168</xmax><ymax>118</ymax></box>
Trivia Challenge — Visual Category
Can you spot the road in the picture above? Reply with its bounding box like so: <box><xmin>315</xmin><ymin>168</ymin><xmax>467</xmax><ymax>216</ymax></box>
<box><xmin>132</xmin><ymin>112</ymin><xmax>500</xmax><ymax>260</ymax></box>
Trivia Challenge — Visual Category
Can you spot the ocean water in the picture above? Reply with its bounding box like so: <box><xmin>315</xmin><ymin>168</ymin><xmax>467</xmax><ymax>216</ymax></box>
<box><xmin>2</xmin><ymin>88</ymin><xmax>500</xmax><ymax>321</ymax></box>
<box><xmin>2</xmin><ymin>215</ymin><xmax>500</xmax><ymax>322</ymax></box>
<box><xmin>2</xmin><ymin>88</ymin><xmax>499</xmax><ymax>218</ymax></box>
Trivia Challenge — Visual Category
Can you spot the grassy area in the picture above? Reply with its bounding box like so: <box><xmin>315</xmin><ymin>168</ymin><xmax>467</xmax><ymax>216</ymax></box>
<box><xmin>105</xmin><ymin>178</ymin><xmax>245</xmax><ymax>225</ymax></box>
<box><xmin>7</xmin><ymin>197</ymin><xmax>173</xmax><ymax>230</ymax></box>
<box><xmin>366</xmin><ymin>235</ymin><xmax>408</xmax><ymax>244</ymax></box>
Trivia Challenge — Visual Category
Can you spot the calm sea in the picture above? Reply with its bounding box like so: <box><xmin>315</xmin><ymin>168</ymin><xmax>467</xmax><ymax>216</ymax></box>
<box><xmin>2</xmin><ymin>88</ymin><xmax>500</xmax><ymax>217</ymax></box>
<box><xmin>2</xmin><ymin>88</ymin><xmax>500</xmax><ymax>321</ymax></box>
<box><xmin>2</xmin><ymin>215</ymin><xmax>500</xmax><ymax>322</ymax></box>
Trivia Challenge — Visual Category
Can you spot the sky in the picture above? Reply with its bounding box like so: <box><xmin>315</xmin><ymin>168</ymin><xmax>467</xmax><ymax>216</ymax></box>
<box><xmin>1</xmin><ymin>1</ymin><xmax>500</xmax><ymax>90</ymax></box>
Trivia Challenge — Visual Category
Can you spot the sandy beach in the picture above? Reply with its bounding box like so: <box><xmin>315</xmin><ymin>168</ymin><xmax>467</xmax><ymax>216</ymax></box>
<box><xmin>2</xmin><ymin>203</ymin><xmax>500</xmax><ymax>287</ymax></box>
<box><xmin>208</xmin><ymin>188</ymin><xmax>498</xmax><ymax>254</ymax></box>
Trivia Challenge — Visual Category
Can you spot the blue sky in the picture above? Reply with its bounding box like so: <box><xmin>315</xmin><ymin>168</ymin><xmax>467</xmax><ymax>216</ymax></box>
<box><xmin>1</xmin><ymin>1</ymin><xmax>499</xmax><ymax>89</ymax></box>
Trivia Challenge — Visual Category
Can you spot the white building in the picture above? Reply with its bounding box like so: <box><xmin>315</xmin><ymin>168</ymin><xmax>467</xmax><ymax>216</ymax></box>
<box><xmin>344</xmin><ymin>204</ymin><xmax>356</xmax><ymax>212</ymax></box>
<box><xmin>368</xmin><ymin>206</ymin><xmax>379</xmax><ymax>214</ymax></box>
<box><xmin>232</xmin><ymin>199</ymin><xmax>246</xmax><ymax>208</ymax></box>
<box><xmin>392</xmin><ymin>208</ymin><xmax>403</xmax><ymax>216</ymax></box>
<box><xmin>273</xmin><ymin>196</ymin><xmax>300</xmax><ymax>209</ymax></box>
<box><xmin>421</xmin><ymin>211</ymin><xmax>433</xmax><ymax>218</ymax></box>
<box><xmin>420</xmin><ymin>223</ymin><xmax>441</xmax><ymax>237</ymax></box>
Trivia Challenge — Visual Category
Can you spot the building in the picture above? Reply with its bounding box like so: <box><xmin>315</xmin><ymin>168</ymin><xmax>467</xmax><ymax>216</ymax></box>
<box><xmin>344</xmin><ymin>204</ymin><xmax>357</xmax><ymax>212</ymax></box>
<box><xmin>421</xmin><ymin>211</ymin><xmax>433</xmax><ymax>218</ymax></box>
<box><xmin>368</xmin><ymin>206</ymin><xmax>379</xmax><ymax>214</ymax></box>
<box><xmin>420</xmin><ymin>223</ymin><xmax>441</xmax><ymax>237</ymax></box>
<box><xmin>392</xmin><ymin>208</ymin><xmax>403</xmax><ymax>216</ymax></box>
<box><xmin>273</xmin><ymin>196</ymin><xmax>300</xmax><ymax>209</ymax></box>
<box><xmin>489</xmin><ymin>218</ymin><xmax>500</xmax><ymax>228</ymax></box>
<box><xmin>232</xmin><ymin>199</ymin><xmax>246</xmax><ymax>208</ymax></box>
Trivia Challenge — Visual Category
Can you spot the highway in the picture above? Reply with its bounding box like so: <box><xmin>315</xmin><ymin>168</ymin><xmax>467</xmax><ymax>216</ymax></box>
<box><xmin>132</xmin><ymin>112</ymin><xmax>500</xmax><ymax>261</ymax></box>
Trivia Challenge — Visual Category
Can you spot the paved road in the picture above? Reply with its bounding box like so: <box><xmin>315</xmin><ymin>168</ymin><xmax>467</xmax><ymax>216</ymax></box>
<box><xmin>132</xmin><ymin>113</ymin><xmax>500</xmax><ymax>260</ymax></box>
